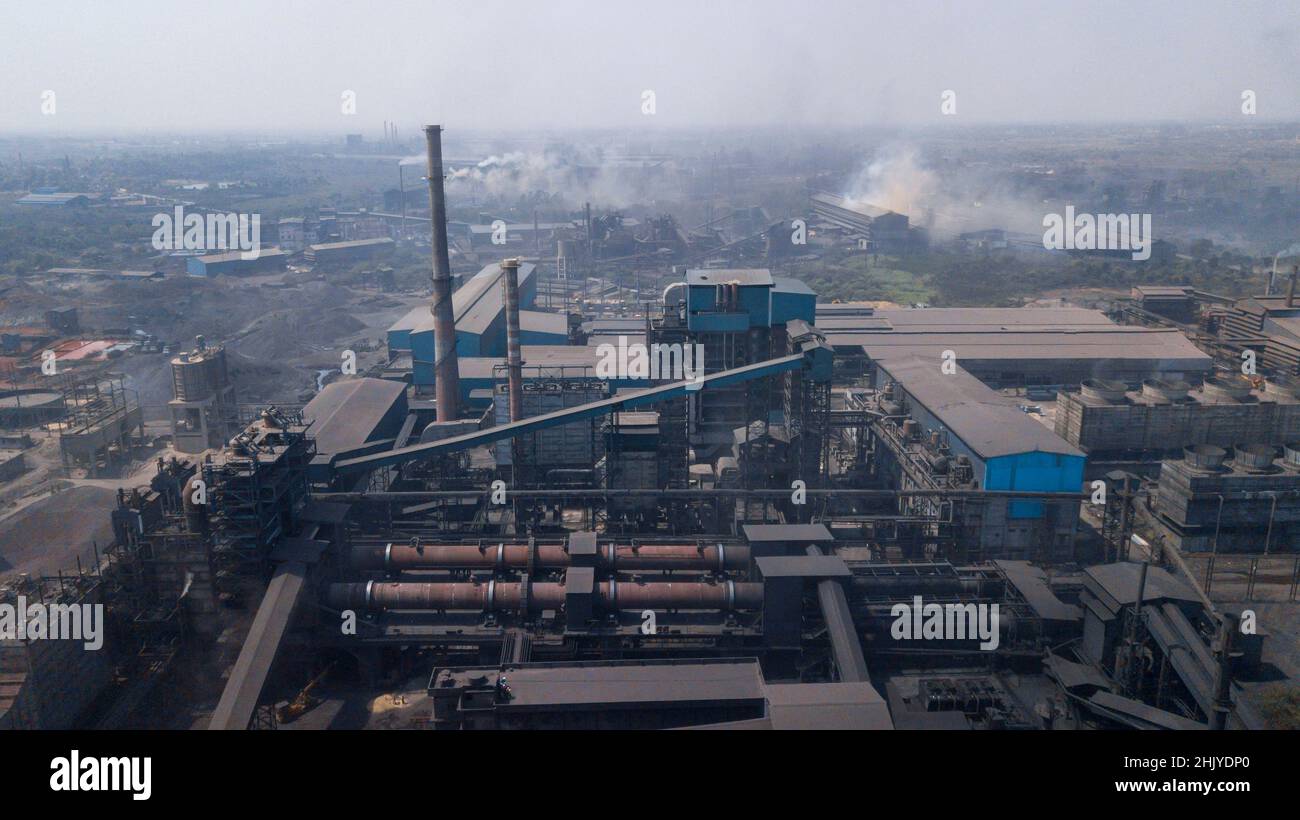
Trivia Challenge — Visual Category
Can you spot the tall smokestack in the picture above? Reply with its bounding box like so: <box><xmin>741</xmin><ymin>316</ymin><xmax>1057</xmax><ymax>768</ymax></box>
<box><xmin>424</xmin><ymin>125</ymin><xmax>460</xmax><ymax>421</ymax></box>
<box><xmin>502</xmin><ymin>257</ymin><xmax>524</xmax><ymax>422</ymax></box>
<box><xmin>1289</xmin><ymin>265</ymin><xmax>1298</xmax><ymax>308</ymax></box>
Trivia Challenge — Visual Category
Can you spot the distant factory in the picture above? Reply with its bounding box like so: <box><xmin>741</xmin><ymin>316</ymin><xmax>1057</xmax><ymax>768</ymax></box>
<box><xmin>809</xmin><ymin>191</ymin><xmax>921</xmax><ymax>252</ymax></box>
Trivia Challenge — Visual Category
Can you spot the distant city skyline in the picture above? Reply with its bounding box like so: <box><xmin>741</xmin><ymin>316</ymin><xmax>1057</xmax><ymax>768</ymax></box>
<box><xmin>1</xmin><ymin>0</ymin><xmax>1298</xmax><ymax>133</ymax></box>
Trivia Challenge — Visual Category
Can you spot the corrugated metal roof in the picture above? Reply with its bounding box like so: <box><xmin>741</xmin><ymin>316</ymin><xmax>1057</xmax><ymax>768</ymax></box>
<box><xmin>994</xmin><ymin>560</ymin><xmax>1082</xmax><ymax>621</ymax></box>
<box><xmin>303</xmin><ymin>377</ymin><xmax>407</xmax><ymax>456</ymax></box>
<box><xmin>308</xmin><ymin>237</ymin><xmax>395</xmax><ymax>251</ymax></box>
<box><xmin>850</xmin><ymin>328</ymin><xmax>1210</xmax><ymax>364</ymax></box>
<box><xmin>811</xmin><ymin>191</ymin><xmax>897</xmax><ymax>220</ymax></box>
<box><xmin>764</xmin><ymin>682</ymin><xmax>893</xmax><ymax>730</ymax></box>
<box><xmin>742</xmin><ymin>523</ymin><xmax>834</xmax><ymax>542</ymax></box>
<box><xmin>193</xmin><ymin>248</ymin><xmax>288</xmax><ymax>265</ymax></box>
<box><xmin>879</xmin><ymin>356</ymin><xmax>1083</xmax><ymax>460</ymax></box>
<box><xmin>518</xmin><ymin>310</ymin><xmax>567</xmax><ymax>334</ymax></box>
<box><xmin>389</xmin><ymin>261</ymin><xmax>536</xmax><ymax>337</ymax></box>
<box><xmin>208</xmin><ymin>560</ymin><xmax>308</xmax><ymax>730</ymax></box>
<box><xmin>772</xmin><ymin>276</ymin><xmax>814</xmax><ymax>295</ymax></box>
<box><xmin>456</xmin><ymin>261</ymin><xmax>537</xmax><ymax>335</ymax></box>
<box><xmin>484</xmin><ymin>658</ymin><xmax>765</xmax><ymax>708</ymax></box>
<box><xmin>815</xmin><ymin>306</ymin><xmax>1210</xmax><ymax>365</ymax></box>
<box><xmin>1083</xmin><ymin>562</ymin><xmax>1201</xmax><ymax>608</ymax></box>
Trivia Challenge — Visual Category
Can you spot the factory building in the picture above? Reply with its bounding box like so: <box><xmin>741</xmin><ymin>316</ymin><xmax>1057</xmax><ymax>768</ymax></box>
<box><xmin>467</xmin><ymin>220</ymin><xmax>579</xmax><ymax>250</ymax></box>
<box><xmin>1130</xmin><ymin>285</ymin><xmax>1199</xmax><ymax>324</ymax></box>
<box><xmin>387</xmin><ymin>261</ymin><xmax>553</xmax><ymax>391</ymax></box>
<box><xmin>818</xmin><ymin>305</ymin><xmax>1213</xmax><ymax>388</ymax></box>
<box><xmin>809</xmin><ymin>192</ymin><xmax>914</xmax><ymax>252</ymax></box>
<box><xmin>1215</xmin><ymin>287</ymin><xmax>1300</xmax><ymax>376</ymax></box>
<box><xmin>870</xmin><ymin>356</ymin><xmax>1086</xmax><ymax>561</ymax></box>
<box><xmin>276</xmin><ymin>217</ymin><xmax>305</xmax><ymax>252</ymax></box>
<box><xmin>305</xmin><ymin>237</ymin><xmax>395</xmax><ymax>268</ymax></box>
<box><xmin>681</xmin><ymin>269</ymin><xmax>816</xmax><ymax>449</ymax></box>
<box><xmin>186</xmin><ymin>249</ymin><xmax>288</xmax><ymax>278</ymax></box>
<box><xmin>15</xmin><ymin>191</ymin><xmax>102</xmax><ymax>207</ymax></box>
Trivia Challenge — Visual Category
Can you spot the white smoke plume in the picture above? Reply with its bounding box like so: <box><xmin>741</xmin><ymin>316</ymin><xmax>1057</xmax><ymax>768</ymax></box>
<box><xmin>400</xmin><ymin>146</ymin><xmax>673</xmax><ymax>209</ymax></box>
<box><xmin>841</xmin><ymin>144</ymin><xmax>1047</xmax><ymax>239</ymax></box>
<box><xmin>842</xmin><ymin>145</ymin><xmax>938</xmax><ymax>218</ymax></box>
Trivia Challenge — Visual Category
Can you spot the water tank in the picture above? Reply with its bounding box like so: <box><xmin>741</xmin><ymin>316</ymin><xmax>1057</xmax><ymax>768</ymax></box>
<box><xmin>1141</xmin><ymin>378</ymin><xmax>1189</xmax><ymax>403</ymax></box>
<box><xmin>1200</xmin><ymin>374</ymin><xmax>1253</xmax><ymax>403</ymax></box>
<box><xmin>1265</xmin><ymin>378</ymin><xmax>1300</xmax><ymax>400</ymax></box>
<box><xmin>1080</xmin><ymin>378</ymin><xmax>1127</xmax><ymax>403</ymax></box>
<box><xmin>1283</xmin><ymin>443</ymin><xmax>1300</xmax><ymax>468</ymax></box>
<box><xmin>1183</xmin><ymin>444</ymin><xmax>1227</xmax><ymax>470</ymax></box>
<box><xmin>1233</xmin><ymin>444</ymin><xmax>1277</xmax><ymax>470</ymax></box>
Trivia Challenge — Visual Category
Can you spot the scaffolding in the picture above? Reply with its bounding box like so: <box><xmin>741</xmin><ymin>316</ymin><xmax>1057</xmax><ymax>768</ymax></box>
<box><xmin>202</xmin><ymin>408</ymin><xmax>313</xmax><ymax>567</ymax></box>
<box><xmin>55</xmin><ymin>373</ymin><xmax>144</xmax><ymax>476</ymax></box>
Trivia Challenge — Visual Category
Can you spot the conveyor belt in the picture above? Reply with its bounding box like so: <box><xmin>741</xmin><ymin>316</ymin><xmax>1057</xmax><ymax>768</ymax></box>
<box><xmin>208</xmin><ymin>560</ymin><xmax>309</xmax><ymax>730</ymax></box>
<box><xmin>335</xmin><ymin>351</ymin><xmax>808</xmax><ymax>474</ymax></box>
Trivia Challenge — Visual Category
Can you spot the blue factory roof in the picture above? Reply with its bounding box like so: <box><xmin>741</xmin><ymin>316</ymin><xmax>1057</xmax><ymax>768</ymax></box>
<box><xmin>772</xmin><ymin>276</ymin><xmax>815</xmax><ymax>296</ymax></box>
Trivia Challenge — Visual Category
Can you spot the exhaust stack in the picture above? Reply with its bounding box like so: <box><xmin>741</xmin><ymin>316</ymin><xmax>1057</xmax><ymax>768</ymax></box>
<box><xmin>502</xmin><ymin>257</ymin><xmax>524</xmax><ymax>422</ymax></box>
<box><xmin>424</xmin><ymin>125</ymin><xmax>460</xmax><ymax>421</ymax></box>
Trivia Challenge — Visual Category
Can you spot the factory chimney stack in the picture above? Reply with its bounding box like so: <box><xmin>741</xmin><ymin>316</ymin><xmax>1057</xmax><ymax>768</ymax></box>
<box><xmin>424</xmin><ymin>125</ymin><xmax>460</xmax><ymax>421</ymax></box>
<box><xmin>502</xmin><ymin>257</ymin><xmax>525</xmax><ymax>422</ymax></box>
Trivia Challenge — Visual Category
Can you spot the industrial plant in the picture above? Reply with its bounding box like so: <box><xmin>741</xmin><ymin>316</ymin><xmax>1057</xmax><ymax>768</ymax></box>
<box><xmin>2</xmin><ymin>115</ymin><xmax>1295</xmax><ymax>735</ymax></box>
<box><xmin>2</xmin><ymin>0</ymin><xmax>1299</xmax><ymax>755</ymax></box>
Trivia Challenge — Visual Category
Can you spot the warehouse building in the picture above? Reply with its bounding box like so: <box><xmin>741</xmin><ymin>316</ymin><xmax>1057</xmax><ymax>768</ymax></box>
<box><xmin>809</xmin><ymin>192</ymin><xmax>914</xmax><ymax>251</ymax></box>
<box><xmin>306</xmin><ymin>237</ymin><xmax>395</xmax><ymax>268</ymax></box>
<box><xmin>387</xmin><ymin>261</ymin><xmax>554</xmax><ymax>391</ymax></box>
<box><xmin>1215</xmin><ymin>289</ymin><xmax>1300</xmax><ymax>376</ymax></box>
<box><xmin>818</xmin><ymin>305</ymin><xmax>1213</xmax><ymax>387</ymax></box>
<box><xmin>871</xmin><ymin>356</ymin><xmax>1086</xmax><ymax>561</ymax></box>
<box><xmin>186</xmin><ymin>248</ymin><xmax>288</xmax><ymax>277</ymax></box>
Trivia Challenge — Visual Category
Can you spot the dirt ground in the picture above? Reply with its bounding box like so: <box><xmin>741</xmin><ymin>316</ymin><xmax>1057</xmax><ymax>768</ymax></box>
<box><xmin>0</xmin><ymin>422</ymin><xmax>183</xmax><ymax>580</ymax></box>
<box><xmin>0</xmin><ymin>484</ymin><xmax>117</xmax><ymax>578</ymax></box>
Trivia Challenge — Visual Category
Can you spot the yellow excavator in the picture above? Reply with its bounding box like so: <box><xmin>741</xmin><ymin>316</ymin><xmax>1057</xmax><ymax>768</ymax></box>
<box><xmin>275</xmin><ymin>663</ymin><xmax>335</xmax><ymax>724</ymax></box>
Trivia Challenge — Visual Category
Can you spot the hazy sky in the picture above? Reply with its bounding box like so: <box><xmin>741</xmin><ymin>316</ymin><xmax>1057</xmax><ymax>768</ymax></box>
<box><xmin>2</xmin><ymin>0</ymin><xmax>1298</xmax><ymax>134</ymax></box>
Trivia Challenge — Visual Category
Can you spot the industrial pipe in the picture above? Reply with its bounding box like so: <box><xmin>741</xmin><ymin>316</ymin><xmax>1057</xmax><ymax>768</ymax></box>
<box><xmin>424</xmin><ymin>124</ymin><xmax>461</xmax><ymax>421</ymax></box>
<box><xmin>501</xmin><ymin>257</ymin><xmax>524</xmax><ymax>422</ymax></box>
<box><xmin>327</xmin><ymin>579</ymin><xmax>762</xmax><ymax>612</ymax></box>
<box><xmin>351</xmin><ymin>542</ymin><xmax>750</xmax><ymax>572</ymax></box>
